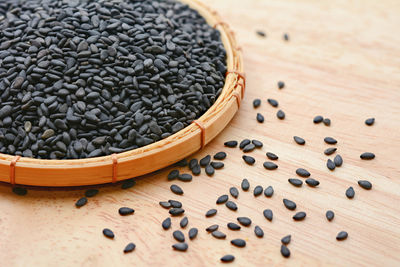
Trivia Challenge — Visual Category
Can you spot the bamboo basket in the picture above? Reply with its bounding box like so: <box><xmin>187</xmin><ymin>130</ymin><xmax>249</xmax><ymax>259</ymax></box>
<box><xmin>0</xmin><ymin>0</ymin><xmax>245</xmax><ymax>187</ymax></box>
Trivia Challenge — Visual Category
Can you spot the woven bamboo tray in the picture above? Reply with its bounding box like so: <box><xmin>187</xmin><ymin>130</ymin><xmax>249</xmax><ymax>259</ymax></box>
<box><xmin>0</xmin><ymin>0</ymin><xmax>245</xmax><ymax>187</ymax></box>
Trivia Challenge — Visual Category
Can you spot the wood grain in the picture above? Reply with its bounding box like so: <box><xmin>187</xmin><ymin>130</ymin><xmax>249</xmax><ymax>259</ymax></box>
<box><xmin>1</xmin><ymin>0</ymin><xmax>400</xmax><ymax>266</ymax></box>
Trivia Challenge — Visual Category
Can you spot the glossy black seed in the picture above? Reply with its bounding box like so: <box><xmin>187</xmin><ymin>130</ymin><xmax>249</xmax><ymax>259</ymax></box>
<box><xmin>190</xmin><ymin>159</ymin><xmax>199</xmax><ymax>170</ymax></box>
<box><xmin>226</xmin><ymin>201</ymin><xmax>238</xmax><ymax>211</ymax></box>
<box><xmin>85</xmin><ymin>189</ymin><xmax>99</xmax><ymax>198</ymax></box>
<box><xmin>241</xmin><ymin>179</ymin><xmax>250</xmax><ymax>191</ymax></box>
<box><xmin>334</xmin><ymin>155</ymin><xmax>343</xmax><ymax>167</ymax></box>
<box><xmin>169</xmin><ymin>200</ymin><xmax>183</xmax><ymax>209</ymax></box>
<box><xmin>200</xmin><ymin>155</ymin><xmax>211</xmax><ymax>167</ymax></box>
<box><xmin>211</xmin><ymin>162</ymin><xmax>224</xmax><ymax>169</ymax></box>
<box><xmin>205</xmin><ymin>165</ymin><xmax>215</xmax><ymax>176</ymax></box>
<box><xmin>173</xmin><ymin>230</ymin><xmax>185</xmax><ymax>242</ymax></box>
<box><xmin>288</xmin><ymin>178</ymin><xmax>303</xmax><ymax>187</ymax></box>
<box><xmin>119</xmin><ymin>207</ymin><xmax>135</xmax><ymax>216</ymax></box>
<box><xmin>231</xmin><ymin>239</ymin><xmax>246</xmax><ymax>247</ymax></box>
<box><xmin>180</xmin><ymin>217</ymin><xmax>189</xmax><ymax>228</ymax></box>
<box><xmin>324</xmin><ymin>137</ymin><xmax>338</xmax><ymax>144</ymax></box>
<box><xmin>336</xmin><ymin>231</ymin><xmax>348</xmax><ymax>241</ymax></box>
<box><xmin>75</xmin><ymin>197</ymin><xmax>88</xmax><ymax>208</ymax></box>
<box><xmin>305</xmin><ymin>178</ymin><xmax>320</xmax><ymax>187</ymax></box>
<box><xmin>323</xmin><ymin>118</ymin><xmax>331</xmax><ymax>126</ymax></box>
<box><xmin>254</xmin><ymin>185</ymin><xmax>263</xmax><ymax>196</ymax></box>
<box><xmin>327</xmin><ymin>159</ymin><xmax>336</xmax><ymax>170</ymax></box>
<box><xmin>221</xmin><ymin>254</ymin><xmax>235</xmax><ymax>263</ymax></box>
<box><xmin>212</xmin><ymin>230</ymin><xmax>226</xmax><ymax>239</ymax></box>
<box><xmin>293</xmin><ymin>136</ymin><xmax>305</xmax><ymax>145</ymax></box>
<box><xmin>365</xmin><ymin>118</ymin><xmax>375</xmax><ymax>126</ymax></box>
<box><xmin>160</xmin><ymin>201</ymin><xmax>172</xmax><ymax>209</ymax></box>
<box><xmin>326</xmin><ymin>210</ymin><xmax>335</xmax><ymax>221</ymax></box>
<box><xmin>168</xmin><ymin>170</ymin><xmax>180</xmax><ymax>180</ymax></box>
<box><xmin>206</xmin><ymin>224</ymin><xmax>219</xmax><ymax>232</ymax></box>
<box><xmin>281</xmin><ymin>235</ymin><xmax>291</xmax><ymax>245</ymax></box>
<box><xmin>313</xmin><ymin>115</ymin><xmax>324</xmax><ymax>123</ymax></box>
<box><xmin>277</xmin><ymin>110</ymin><xmax>285</xmax><ymax>120</ymax></box>
<box><xmin>346</xmin><ymin>187</ymin><xmax>355</xmax><ymax>199</ymax></box>
<box><xmin>253</xmin><ymin>99</ymin><xmax>261</xmax><ymax>108</ymax></box>
<box><xmin>217</xmin><ymin>195</ymin><xmax>229</xmax><ymax>204</ymax></box>
<box><xmin>296</xmin><ymin>168</ymin><xmax>310</xmax><ymax>177</ymax></box>
<box><xmin>360</xmin><ymin>152</ymin><xmax>375</xmax><ymax>160</ymax></box>
<box><xmin>263</xmin><ymin>161</ymin><xmax>278</xmax><ymax>170</ymax></box>
<box><xmin>283</xmin><ymin>199</ymin><xmax>296</xmax><ymax>210</ymax></box>
<box><xmin>214</xmin><ymin>152</ymin><xmax>227</xmax><ymax>160</ymax></box>
<box><xmin>281</xmin><ymin>245</ymin><xmax>290</xmax><ymax>257</ymax></box>
<box><xmin>256</xmin><ymin>113</ymin><xmax>265</xmax><ymax>123</ymax></box>
<box><xmin>242</xmin><ymin>155</ymin><xmax>255</xmax><ymax>165</ymax></box>
<box><xmin>103</xmin><ymin>228</ymin><xmax>114</xmax><ymax>239</ymax></box>
<box><xmin>178</xmin><ymin>174</ymin><xmax>193</xmax><ymax>182</ymax></box>
<box><xmin>170</xmin><ymin>185</ymin><xmax>184</xmax><ymax>195</ymax></box>
<box><xmin>123</xmin><ymin>243</ymin><xmax>136</xmax><ymax>253</ymax></box>
<box><xmin>358</xmin><ymin>180</ymin><xmax>372</xmax><ymax>190</ymax></box>
<box><xmin>266</xmin><ymin>152</ymin><xmax>278</xmax><ymax>160</ymax></box>
<box><xmin>172</xmin><ymin>242</ymin><xmax>188</xmax><ymax>251</ymax></box>
<box><xmin>224</xmin><ymin>141</ymin><xmax>238</xmax><ymax>148</ymax></box>
<box><xmin>189</xmin><ymin>228</ymin><xmax>198</xmax><ymax>240</ymax></box>
<box><xmin>256</xmin><ymin>30</ymin><xmax>266</xmax><ymax>37</ymax></box>
<box><xmin>243</xmin><ymin>143</ymin><xmax>256</xmax><ymax>153</ymax></box>
<box><xmin>237</xmin><ymin>217</ymin><xmax>252</xmax><ymax>226</ymax></box>
<box><xmin>169</xmin><ymin>208</ymin><xmax>185</xmax><ymax>216</ymax></box>
<box><xmin>176</xmin><ymin>159</ymin><xmax>188</xmax><ymax>167</ymax></box>
<box><xmin>254</xmin><ymin>226</ymin><xmax>264</xmax><ymax>238</ymax></box>
<box><xmin>283</xmin><ymin>33</ymin><xmax>290</xmax><ymax>41</ymax></box>
<box><xmin>264</xmin><ymin>186</ymin><xmax>274</xmax><ymax>197</ymax></box>
<box><xmin>121</xmin><ymin>179</ymin><xmax>136</xmax><ymax>189</ymax></box>
<box><xmin>278</xmin><ymin>81</ymin><xmax>285</xmax><ymax>89</ymax></box>
<box><xmin>230</xmin><ymin>187</ymin><xmax>239</xmax><ymax>198</ymax></box>
<box><xmin>206</xmin><ymin>209</ymin><xmax>217</xmax><ymax>217</ymax></box>
<box><xmin>162</xmin><ymin>218</ymin><xmax>171</xmax><ymax>230</ymax></box>
<box><xmin>263</xmin><ymin>209</ymin><xmax>273</xmax><ymax>221</ymax></box>
<box><xmin>191</xmin><ymin>165</ymin><xmax>201</xmax><ymax>176</ymax></box>
<box><xmin>267</xmin><ymin>98</ymin><xmax>279</xmax><ymax>107</ymax></box>
<box><xmin>239</xmin><ymin>139</ymin><xmax>251</xmax><ymax>149</ymax></box>
<box><xmin>252</xmin><ymin>139</ymin><xmax>263</xmax><ymax>148</ymax></box>
<box><xmin>324</xmin><ymin>147</ymin><xmax>337</xmax><ymax>155</ymax></box>
<box><xmin>293</xmin><ymin>211</ymin><xmax>306</xmax><ymax>221</ymax></box>
<box><xmin>12</xmin><ymin>187</ymin><xmax>27</xmax><ymax>196</ymax></box>
<box><xmin>227</xmin><ymin>222</ymin><xmax>241</xmax><ymax>230</ymax></box>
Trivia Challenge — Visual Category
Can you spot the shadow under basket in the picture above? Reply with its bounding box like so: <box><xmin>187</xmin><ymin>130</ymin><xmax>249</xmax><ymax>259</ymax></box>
<box><xmin>0</xmin><ymin>0</ymin><xmax>245</xmax><ymax>187</ymax></box>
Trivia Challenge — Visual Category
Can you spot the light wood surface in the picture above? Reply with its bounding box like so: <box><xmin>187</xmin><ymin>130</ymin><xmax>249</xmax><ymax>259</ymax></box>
<box><xmin>1</xmin><ymin>0</ymin><xmax>400</xmax><ymax>266</ymax></box>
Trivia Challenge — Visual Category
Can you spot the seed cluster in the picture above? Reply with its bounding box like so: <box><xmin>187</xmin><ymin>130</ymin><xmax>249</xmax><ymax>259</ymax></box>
<box><xmin>0</xmin><ymin>0</ymin><xmax>226</xmax><ymax>159</ymax></box>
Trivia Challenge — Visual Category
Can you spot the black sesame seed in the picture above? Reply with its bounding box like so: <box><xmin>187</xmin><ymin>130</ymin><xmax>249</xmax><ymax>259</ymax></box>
<box><xmin>256</xmin><ymin>30</ymin><xmax>266</xmax><ymax>37</ymax></box>
<box><xmin>252</xmin><ymin>139</ymin><xmax>263</xmax><ymax>148</ymax></box>
<box><xmin>119</xmin><ymin>207</ymin><xmax>135</xmax><ymax>216</ymax></box>
<box><xmin>334</xmin><ymin>155</ymin><xmax>343</xmax><ymax>167</ymax></box>
<box><xmin>168</xmin><ymin>170</ymin><xmax>180</xmax><ymax>180</ymax></box>
<box><xmin>206</xmin><ymin>224</ymin><xmax>219</xmax><ymax>232</ymax></box>
<box><xmin>293</xmin><ymin>136</ymin><xmax>305</xmax><ymax>145</ymax></box>
<box><xmin>283</xmin><ymin>33</ymin><xmax>290</xmax><ymax>41</ymax></box>
<box><xmin>226</xmin><ymin>201</ymin><xmax>238</xmax><ymax>211</ymax></box>
<box><xmin>305</xmin><ymin>178</ymin><xmax>320</xmax><ymax>187</ymax></box>
<box><xmin>224</xmin><ymin>141</ymin><xmax>238</xmax><ymax>148</ymax></box>
<box><xmin>242</xmin><ymin>155</ymin><xmax>256</xmax><ymax>165</ymax></box>
<box><xmin>278</xmin><ymin>81</ymin><xmax>285</xmax><ymax>89</ymax></box>
<box><xmin>200</xmin><ymin>155</ymin><xmax>211</xmax><ymax>167</ymax></box>
<box><xmin>254</xmin><ymin>226</ymin><xmax>264</xmax><ymax>238</ymax></box>
<box><xmin>365</xmin><ymin>118</ymin><xmax>375</xmax><ymax>126</ymax></box>
<box><xmin>281</xmin><ymin>235</ymin><xmax>291</xmax><ymax>245</ymax></box>
<box><xmin>178</xmin><ymin>174</ymin><xmax>193</xmax><ymax>182</ymax></box>
<box><xmin>324</xmin><ymin>147</ymin><xmax>337</xmax><ymax>156</ymax></box>
<box><xmin>346</xmin><ymin>187</ymin><xmax>355</xmax><ymax>199</ymax></box>
<box><xmin>253</xmin><ymin>99</ymin><xmax>261</xmax><ymax>108</ymax></box>
<box><xmin>313</xmin><ymin>115</ymin><xmax>324</xmax><ymax>124</ymax></box>
<box><xmin>254</xmin><ymin>185</ymin><xmax>263</xmax><ymax>196</ymax></box>
<box><xmin>326</xmin><ymin>210</ymin><xmax>335</xmax><ymax>221</ymax></box>
<box><xmin>293</xmin><ymin>211</ymin><xmax>306</xmax><ymax>221</ymax></box>
<box><xmin>221</xmin><ymin>254</ymin><xmax>235</xmax><ymax>263</ymax></box>
<box><xmin>191</xmin><ymin>165</ymin><xmax>201</xmax><ymax>176</ymax></box>
<box><xmin>212</xmin><ymin>230</ymin><xmax>226</xmax><ymax>239</ymax></box>
<box><xmin>230</xmin><ymin>187</ymin><xmax>239</xmax><ymax>198</ymax></box>
<box><xmin>281</xmin><ymin>245</ymin><xmax>290</xmax><ymax>258</ymax></box>
<box><xmin>336</xmin><ymin>231</ymin><xmax>348</xmax><ymax>241</ymax></box>
<box><xmin>85</xmin><ymin>189</ymin><xmax>99</xmax><ymax>197</ymax></box>
<box><xmin>323</xmin><ymin>118</ymin><xmax>331</xmax><ymax>126</ymax></box>
<box><xmin>237</xmin><ymin>217</ymin><xmax>252</xmax><ymax>226</ymax></box>
<box><xmin>277</xmin><ymin>110</ymin><xmax>285</xmax><ymax>120</ymax></box>
<box><xmin>162</xmin><ymin>218</ymin><xmax>171</xmax><ymax>230</ymax></box>
<box><xmin>123</xmin><ymin>243</ymin><xmax>136</xmax><ymax>253</ymax></box>
<box><xmin>263</xmin><ymin>209</ymin><xmax>273</xmax><ymax>221</ymax></box>
<box><xmin>176</xmin><ymin>159</ymin><xmax>188</xmax><ymax>167</ymax></box>
<box><xmin>296</xmin><ymin>168</ymin><xmax>310</xmax><ymax>177</ymax></box>
<box><xmin>170</xmin><ymin>184</ymin><xmax>184</xmax><ymax>195</ymax></box>
<box><xmin>360</xmin><ymin>152</ymin><xmax>375</xmax><ymax>160</ymax></box>
<box><xmin>283</xmin><ymin>199</ymin><xmax>297</xmax><ymax>210</ymax></box>
<box><xmin>327</xmin><ymin>159</ymin><xmax>336</xmax><ymax>170</ymax></box>
<box><xmin>358</xmin><ymin>180</ymin><xmax>372</xmax><ymax>190</ymax></box>
<box><xmin>75</xmin><ymin>197</ymin><xmax>88</xmax><ymax>208</ymax></box>
<box><xmin>189</xmin><ymin>228</ymin><xmax>198</xmax><ymax>240</ymax></box>
<box><xmin>217</xmin><ymin>195</ymin><xmax>229</xmax><ymax>204</ymax></box>
<box><xmin>231</xmin><ymin>239</ymin><xmax>246</xmax><ymax>247</ymax></box>
<box><xmin>263</xmin><ymin>161</ymin><xmax>278</xmax><ymax>170</ymax></box>
<box><xmin>267</xmin><ymin>98</ymin><xmax>279</xmax><ymax>107</ymax></box>
<box><xmin>324</xmin><ymin>137</ymin><xmax>337</xmax><ymax>145</ymax></box>
<box><xmin>240</xmin><ymin>139</ymin><xmax>251</xmax><ymax>149</ymax></box>
<box><xmin>256</xmin><ymin>113</ymin><xmax>265</xmax><ymax>123</ymax></box>
<box><xmin>214</xmin><ymin>152</ymin><xmax>227</xmax><ymax>160</ymax></box>
<box><xmin>266</xmin><ymin>152</ymin><xmax>279</xmax><ymax>160</ymax></box>
<box><xmin>180</xmin><ymin>217</ymin><xmax>189</xmax><ymax>228</ymax></box>
<box><xmin>264</xmin><ymin>186</ymin><xmax>274</xmax><ymax>197</ymax></box>
<box><xmin>227</xmin><ymin>222</ymin><xmax>241</xmax><ymax>230</ymax></box>
<box><xmin>205</xmin><ymin>165</ymin><xmax>215</xmax><ymax>176</ymax></box>
<box><xmin>206</xmin><ymin>209</ymin><xmax>217</xmax><ymax>217</ymax></box>
<box><xmin>12</xmin><ymin>187</ymin><xmax>27</xmax><ymax>196</ymax></box>
<box><xmin>121</xmin><ymin>179</ymin><xmax>136</xmax><ymax>189</ymax></box>
<box><xmin>211</xmin><ymin>162</ymin><xmax>224</xmax><ymax>169</ymax></box>
<box><xmin>172</xmin><ymin>242</ymin><xmax>188</xmax><ymax>251</ymax></box>
<box><xmin>169</xmin><ymin>208</ymin><xmax>185</xmax><ymax>216</ymax></box>
<box><xmin>169</xmin><ymin>200</ymin><xmax>182</xmax><ymax>208</ymax></box>
<box><xmin>288</xmin><ymin>178</ymin><xmax>303</xmax><ymax>187</ymax></box>
<box><xmin>241</xmin><ymin>179</ymin><xmax>250</xmax><ymax>191</ymax></box>
<box><xmin>243</xmin><ymin>143</ymin><xmax>256</xmax><ymax>153</ymax></box>
<box><xmin>160</xmin><ymin>201</ymin><xmax>172</xmax><ymax>209</ymax></box>
<box><xmin>173</xmin><ymin>230</ymin><xmax>185</xmax><ymax>242</ymax></box>
<box><xmin>103</xmin><ymin>228</ymin><xmax>114</xmax><ymax>239</ymax></box>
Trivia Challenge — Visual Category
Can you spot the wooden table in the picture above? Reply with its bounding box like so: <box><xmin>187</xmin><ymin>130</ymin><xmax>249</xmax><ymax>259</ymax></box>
<box><xmin>1</xmin><ymin>0</ymin><xmax>399</xmax><ymax>265</ymax></box>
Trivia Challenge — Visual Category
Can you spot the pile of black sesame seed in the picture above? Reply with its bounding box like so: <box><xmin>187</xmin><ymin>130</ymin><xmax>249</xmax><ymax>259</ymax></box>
<box><xmin>0</xmin><ymin>0</ymin><xmax>226</xmax><ymax>159</ymax></box>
